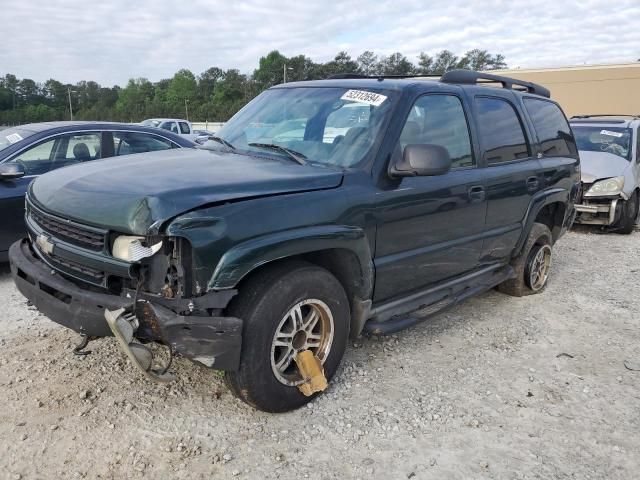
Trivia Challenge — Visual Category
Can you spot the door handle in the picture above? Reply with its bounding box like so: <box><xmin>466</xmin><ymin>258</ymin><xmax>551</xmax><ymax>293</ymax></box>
<box><xmin>468</xmin><ymin>185</ymin><xmax>485</xmax><ymax>202</ymax></box>
<box><xmin>526</xmin><ymin>176</ymin><xmax>539</xmax><ymax>192</ymax></box>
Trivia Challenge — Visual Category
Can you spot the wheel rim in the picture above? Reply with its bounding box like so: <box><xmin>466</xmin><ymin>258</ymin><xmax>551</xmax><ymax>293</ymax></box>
<box><xmin>270</xmin><ymin>299</ymin><xmax>334</xmax><ymax>386</ymax></box>
<box><xmin>527</xmin><ymin>244</ymin><xmax>552</xmax><ymax>291</ymax></box>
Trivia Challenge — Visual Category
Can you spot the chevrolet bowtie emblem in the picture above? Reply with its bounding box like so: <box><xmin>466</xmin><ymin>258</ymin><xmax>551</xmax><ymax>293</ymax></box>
<box><xmin>36</xmin><ymin>234</ymin><xmax>54</xmax><ymax>256</ymax></box>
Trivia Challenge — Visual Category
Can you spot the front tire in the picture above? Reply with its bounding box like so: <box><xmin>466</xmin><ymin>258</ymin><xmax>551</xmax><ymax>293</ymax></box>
<box><xmin>615</xmin><ymin>191</ymin><xmax>638</xmax><ymax>234</ymax></box>
<box><xmin>224</xmin><ymin>261</ymin><xmax>350</xmax><ymax>412</ymax></box>
<box><xmin>498</xmin><ymin>223</ymin><xmax>553</xmax><ymax>297</ymax></box>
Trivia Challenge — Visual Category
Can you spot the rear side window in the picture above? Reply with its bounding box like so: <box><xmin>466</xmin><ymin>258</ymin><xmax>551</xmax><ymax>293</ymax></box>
<box><xmin>399</xmin><ymin>94</ymin><xmax>474</xmax><ymax>168</ymax></box>
<box><xmin>179</xmin><ymin>122</ymin><xmax>191</xmax><ymax>134</ymax></box>
<box><xmin>524</xmin><ymin>98</ymin><xmax>577</xmax><ymax>157</ymax></box>
<box><xmin>114</xmin><ymin>132</ymin><xmax>173</xmax><ymax>156</ymax></box>
<box><xmin>475</xmin><ymin>97</ymin><xmax>529</xmax><ymax>164</ymax></box>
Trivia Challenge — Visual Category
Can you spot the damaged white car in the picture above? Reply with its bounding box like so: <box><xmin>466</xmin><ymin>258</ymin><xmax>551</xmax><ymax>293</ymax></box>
<box><xmin>570</xmin><ymin>115</ymin><xmax>640</xmax><ymax>233</ymax></box>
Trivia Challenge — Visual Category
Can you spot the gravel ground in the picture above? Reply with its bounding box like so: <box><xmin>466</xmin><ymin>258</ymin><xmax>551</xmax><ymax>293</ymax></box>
<box><xmin>1</xmin><ymin>227</ymin><xmax>639</xmax><ymax>480</ymax></box>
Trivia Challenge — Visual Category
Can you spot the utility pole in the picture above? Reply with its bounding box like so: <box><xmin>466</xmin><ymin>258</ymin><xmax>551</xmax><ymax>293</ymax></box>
<box><xmin>283</xmin><ymin>63</ymin><xmax>293</xmax><ymax>83</ymax></box>
<box><xmin>67</xmin><ymin>88</ymin><xmax>73</xmax><ymax>120</ymax></box>
<box><xmin>184</xmin><ymin>99</ymin><xmax>189</xmax><ymax>121</ymax></box>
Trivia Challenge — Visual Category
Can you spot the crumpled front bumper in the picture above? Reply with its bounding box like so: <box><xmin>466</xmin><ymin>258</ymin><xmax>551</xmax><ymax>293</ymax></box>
<box><xmin>574</xmin><ymin>198</ymin><xmax>620</xmax><ymax>225</ymax></box>
<box><xmin>9</xmin><ymin>239</ymin><xmax>243</xmax><ymax>371</ymax></box>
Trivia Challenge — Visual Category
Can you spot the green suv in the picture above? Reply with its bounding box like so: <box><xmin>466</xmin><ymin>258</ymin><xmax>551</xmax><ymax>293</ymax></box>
<box><xmin>10</xmin><ymin>70</ymin><xmax>580</xmax><ymax>412</ymax></box>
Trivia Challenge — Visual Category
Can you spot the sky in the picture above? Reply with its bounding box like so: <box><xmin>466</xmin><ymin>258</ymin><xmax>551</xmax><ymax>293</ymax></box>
<box><xmin>2</xmin><ymin>0</ymin><xmax>639</xmax><ymax>86</ymax></box>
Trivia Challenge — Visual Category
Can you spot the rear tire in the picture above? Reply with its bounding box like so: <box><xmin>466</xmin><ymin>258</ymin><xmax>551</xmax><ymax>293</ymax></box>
<box><xmin>615</xmin><ymin>191</ymin><xmax>638</xmax><ymax>234</ymax></box>
<box><xmin>224</xmin><ymin>261</ymin><xmax>350</xmax><ymax>412</ymax></box>
<box><xmin>498</xmin><ymin>223</ymin><xmax>553</xmax><ymax>297</ymax></box>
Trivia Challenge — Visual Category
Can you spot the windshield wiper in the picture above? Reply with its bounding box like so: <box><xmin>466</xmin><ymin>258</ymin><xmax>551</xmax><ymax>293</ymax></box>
<box><xmin>248</xmin><ymin>143</ymin><xmax>307</xmax><ymax>165</ymax></box>
<box><xmin>207</xmin><ymin>135</ymin><xmax>236</xmax><ymax>150</ymax></box>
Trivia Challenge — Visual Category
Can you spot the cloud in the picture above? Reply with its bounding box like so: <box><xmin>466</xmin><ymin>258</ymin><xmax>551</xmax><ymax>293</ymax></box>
<box><xmin>2</xmin><ymin>0</ymin><xmax>639</xmax><ymax>85</ymax></box>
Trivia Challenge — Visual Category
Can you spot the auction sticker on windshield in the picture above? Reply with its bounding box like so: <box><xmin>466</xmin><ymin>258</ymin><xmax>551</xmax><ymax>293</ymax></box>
<box><xmin>601</xmin><ymin>130</ymin><xmax>624</xmax><ymax>138</ymax></box>
<box><xmin>341</xmin><ymin>90</ymin><xmax>387</xmax><ymax>107</ymax></box>
<box><xmin>6</xmin><ymin>133</ymin><xmax>23</xmax><ymax>144</ymax></box>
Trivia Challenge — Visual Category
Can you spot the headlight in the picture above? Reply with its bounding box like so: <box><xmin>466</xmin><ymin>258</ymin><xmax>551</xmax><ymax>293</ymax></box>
<box><xmin>584</xmin><ymin>176</ymin><xmax>624</xmax><ymax>197</ymax></box>
<box><xmin>112</xmin><ymin>235</ymin><xmax>163</xmax><ymax>262</ymax></box>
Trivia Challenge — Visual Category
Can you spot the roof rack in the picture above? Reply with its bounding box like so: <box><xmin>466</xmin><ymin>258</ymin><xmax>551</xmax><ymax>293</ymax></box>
<box><xmin>571</xmin><ymin>114</ymin><xmax>640</xmax><ymax>119</ymax></box>
<box><xmin>327</xmin><ymin>70</ymin><xmax>551</xmax><ymax>97</ymax></box>
<box><xmin>327</xmin><ymin>73</ymin><xmax>440</xmax><ymax>80</ymax></box>
<box><xmin>440</xmin><ymin>69</ymin><xmax>551</xmax><ymax>98</ymax></box>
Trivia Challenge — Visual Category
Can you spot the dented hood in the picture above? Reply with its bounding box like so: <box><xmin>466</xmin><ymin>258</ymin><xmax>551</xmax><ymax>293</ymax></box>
<box><xmin>579</xmin><ymin>151</ymin><xmax>631</xmax><ymax>184</ymax></box>
<box><xmin>30</xmin><ymin>148</ymin><xmax>343</xmax><ymax>234</ymax></box>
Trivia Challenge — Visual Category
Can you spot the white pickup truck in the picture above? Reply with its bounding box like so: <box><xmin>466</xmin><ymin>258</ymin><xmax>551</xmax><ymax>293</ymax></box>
<box><xmin>141</xmin><ymin>118</ymin><xmax>199</xmax><ymax>142</ymax></box>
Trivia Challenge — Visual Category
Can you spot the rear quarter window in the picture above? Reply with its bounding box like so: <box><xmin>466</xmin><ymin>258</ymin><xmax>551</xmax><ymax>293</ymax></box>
<box><xmin>524</xmin><ymin>98</ymin><xmax>577</xmax><ymax>157</ymax></box>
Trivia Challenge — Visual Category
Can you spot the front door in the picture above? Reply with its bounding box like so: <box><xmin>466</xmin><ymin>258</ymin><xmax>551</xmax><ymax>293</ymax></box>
<box><xmin>373</xmin><ymin>93</ymin><xmax>487</xmax><ymax>303</ymax></box>
<box><xmin>0</xmin><ymin>132</ymin><xmax>102</xmax><ymax>254</ymax></box>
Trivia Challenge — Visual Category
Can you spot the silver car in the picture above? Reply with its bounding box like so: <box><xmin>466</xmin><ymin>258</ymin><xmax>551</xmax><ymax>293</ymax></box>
<box><xmin>570</xmin><ymin>115</ymin><xmax>640</xmax><ymax>233</ymax></box>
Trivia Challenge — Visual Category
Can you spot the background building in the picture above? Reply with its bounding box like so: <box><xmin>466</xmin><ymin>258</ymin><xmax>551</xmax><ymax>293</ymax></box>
<box><xmin>497</xmin><ymin>63</ymin><xmax>640</xmax><ymax>118</ymax></box>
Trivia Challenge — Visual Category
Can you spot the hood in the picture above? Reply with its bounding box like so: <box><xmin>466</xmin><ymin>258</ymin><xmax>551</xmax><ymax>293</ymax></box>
<box><xmin>579</xmin><ymin>151</ymin><xmax>631</xmax><ymax>184</ymax></box>
<box><xmin>30</xmin><ymin>148</ymin><xmax>343</xmax><ymax>234</ymax></box>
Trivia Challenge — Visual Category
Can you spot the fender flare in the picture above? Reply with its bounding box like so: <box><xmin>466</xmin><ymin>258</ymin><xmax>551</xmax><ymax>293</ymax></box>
<box><xmin>208</xmin><ymin>225</ymin><xmax>374</xmax><ymax>300</ymax></box>
<box><xmin>514</xmin><ymin>187</ymin><xmax>569</xmax><ymax>256</ymax></box>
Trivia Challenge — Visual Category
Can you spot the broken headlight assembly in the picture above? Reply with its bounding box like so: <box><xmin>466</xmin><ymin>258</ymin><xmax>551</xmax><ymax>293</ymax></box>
<box><xmin>112</xmin><ymin>235</ymin><xmax>163</xmax><ymax>262</ymax></box>
<box><xmin>584</xmin><ymin>176</ymin><xmax>624</xmax><ymax>197</ymax></box>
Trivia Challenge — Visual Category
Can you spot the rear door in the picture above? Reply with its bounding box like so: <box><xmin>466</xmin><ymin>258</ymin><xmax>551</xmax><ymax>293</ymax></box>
<box><xmin>472</xmin><ymin>94</ymin><xmax>541</xmax><ymax>264</ymax></box>
<box><xmin>521</xmin><ymin>97</ymin><xmax>580</xmax><ymax>234</ymax></box>
<box><xmin>373</xmin><ymin>92</ymin><xmax>487</xmax><ymax>302</ymax></box>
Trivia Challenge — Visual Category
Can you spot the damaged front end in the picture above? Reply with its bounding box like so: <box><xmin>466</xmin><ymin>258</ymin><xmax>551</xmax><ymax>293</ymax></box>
<box><xmin>574</xmin><ymin>176</ymin><xmax>626</xmax><ymax>226</ymax></box>
<box><xmin>105</xmin><ymin>304</ymin><xmax>241</xmax><ymax>382</ymax></box>
<box><xmin>10</xmin><ymin>199</ymin><xmax>244</xmax><ymax>378</ymax></box>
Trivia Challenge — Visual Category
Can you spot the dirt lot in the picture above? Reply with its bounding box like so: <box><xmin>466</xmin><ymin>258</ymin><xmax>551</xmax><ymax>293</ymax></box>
<box><xmin>1</xmin><ymin>227</ymin><xmax>639</xmax><ymax>480</ymax></box>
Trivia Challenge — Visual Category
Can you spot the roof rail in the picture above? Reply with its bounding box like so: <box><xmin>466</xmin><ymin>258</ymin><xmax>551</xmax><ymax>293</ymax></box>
<box><xmin>571</xmin><ymin>114</ymin><xmax>640</xmax><ymax>119</ymax></box>
<box><xmin>440</xmin><ymin>69</ymin><xmax>551</xmax><ymax>98</ymax></box>
<box><xmin>327</xmin><ymin>73</ymin><xmax>371</xmax><ymax>79</ymax></box>
<box><xmin>326</xmin><ymin>72</ymin><xmax>440</xmax><ymax>80</ymax></box>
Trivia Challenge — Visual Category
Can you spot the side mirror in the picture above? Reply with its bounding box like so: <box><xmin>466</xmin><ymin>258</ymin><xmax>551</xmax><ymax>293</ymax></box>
<box><xmin>0</xmin><ymin>162</ymin><xmax>26</xmax><ymax>180</ymax></box>
<box><xmin>390</xmin><ymin>144</ymin><xmax>452</xmax><ymax>177</ymax></box>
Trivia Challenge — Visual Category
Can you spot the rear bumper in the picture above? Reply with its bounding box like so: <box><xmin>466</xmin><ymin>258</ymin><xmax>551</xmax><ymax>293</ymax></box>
<box><xmin>9</xmin><ymin>239</ymin><xmax>243</xmax><ymax>370</ymax></box>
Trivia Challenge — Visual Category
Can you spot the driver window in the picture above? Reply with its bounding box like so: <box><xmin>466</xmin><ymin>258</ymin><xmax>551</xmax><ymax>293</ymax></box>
<box><xmin>61</xmin><ymin>133</ymin><xmax>101</xmax><ymax>164</ymax></box>
<box><xmin>9</xmin><ymin>139</ymin><xmax>56</xmax><ymax>176</ymax></box>
<box><xmin>160</xmin><ymin>122</ymin><xmax>179</xmax><ymax>134</ymax></box>
<box><xmin>399</xmin><ymin>94</ymin><xmax>474</xmax><ymax>168</ymax></box>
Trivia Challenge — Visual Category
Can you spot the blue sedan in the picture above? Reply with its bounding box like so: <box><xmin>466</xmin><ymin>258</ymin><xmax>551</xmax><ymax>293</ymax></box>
<box><xmin>0</xmin><ymin>122</ymin><xmax>195</xmax><ymax>261</ymax></box>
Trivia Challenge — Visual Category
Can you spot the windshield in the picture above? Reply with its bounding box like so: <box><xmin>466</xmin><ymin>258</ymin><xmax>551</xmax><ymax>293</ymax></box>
<box><xmin>204</xmin><ymin>86</ymin><xmax>396</xmax><ymax>167</ymax></box>
<box><xmin>0</xmin><ymin>127</ymin><xmax>35</xmax><ymax>153</ymax></box>
<box><xmin>572</xmin><ymin>126</ymin><xmax>632</xmax><ymax>161</ymax></box>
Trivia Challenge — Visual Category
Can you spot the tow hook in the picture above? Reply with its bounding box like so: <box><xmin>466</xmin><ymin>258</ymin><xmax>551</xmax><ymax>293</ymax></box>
<box><xmin>104</xmin><ymin>307</ymin><xmax>175</xmax><ymax>383</ymax></box>
<box><xmin>73</xmin><ymin>334</ymin><xmax>97</xmax><ymax>356</ymax></box>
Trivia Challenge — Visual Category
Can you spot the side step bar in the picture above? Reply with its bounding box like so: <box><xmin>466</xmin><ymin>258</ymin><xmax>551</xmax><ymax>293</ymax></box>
<box><xmin>363</xmin><ymin>265</ymin><xmax>514</xmax><ymax>335</ymax></box>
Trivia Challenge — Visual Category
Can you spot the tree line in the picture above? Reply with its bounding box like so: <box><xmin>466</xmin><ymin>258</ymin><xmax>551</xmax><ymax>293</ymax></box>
<box><xmin>0</xmin><ymin>49</ymin><xmax>506</xmax><ymax>125</ymax></box>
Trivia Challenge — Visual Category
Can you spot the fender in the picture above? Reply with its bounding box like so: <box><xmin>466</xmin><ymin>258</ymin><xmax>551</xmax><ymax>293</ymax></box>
<box><xmin>208</xmin><ymin>225</ymin><xmax>374</xmax><ymax>297</ymax></box>
<box><xmin>514</xmin><ymin>187</ymin><xmax>569</xmax><ymax>256</ymax></box>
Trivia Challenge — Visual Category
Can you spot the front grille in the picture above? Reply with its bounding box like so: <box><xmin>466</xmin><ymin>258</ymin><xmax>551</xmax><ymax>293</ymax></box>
<box><xmin>29</xmin><ymin>206</ymin><xmax>105</xmax><ymax>251</ymax></box>
<box><xmin>50</xmin><ymin>253</ymin><xmax>105</xmax><ymax>282</ymax></box>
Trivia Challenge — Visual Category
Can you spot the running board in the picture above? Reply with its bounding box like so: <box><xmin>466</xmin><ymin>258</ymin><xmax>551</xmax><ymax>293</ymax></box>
<box><xmin>363</xmin><ymin>265</ymin><xmax>514</xmax><ymax>335</ymax></box>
